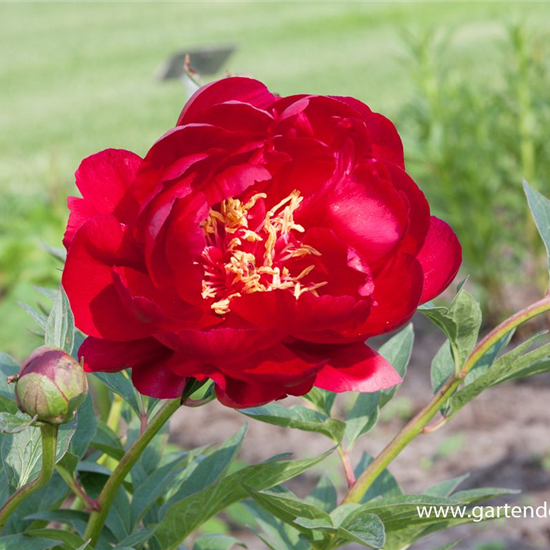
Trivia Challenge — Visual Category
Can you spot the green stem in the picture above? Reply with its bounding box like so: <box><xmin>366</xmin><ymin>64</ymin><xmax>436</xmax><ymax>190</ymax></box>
<box><xmin>0</xmin><ymin>423</ymin><xmax>58</xmax><ymax>532</ymax></box>
<box><xmin>84</xmin><ymin>398</ymin><xmax>180</xmax><ymax>547</ymax></box>
<box><xmin>343</xmin><ymin>294</ymin><xmax>550</xmax><ymax>505</ymax></box>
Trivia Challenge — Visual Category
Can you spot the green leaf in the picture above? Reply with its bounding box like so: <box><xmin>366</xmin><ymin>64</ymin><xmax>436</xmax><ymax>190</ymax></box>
<box><xmin>241</xmin><ymin>404</ymin><xmax>345</xmax><ymax>443</ymax></box>
<box><xmin>41</xmin><ymin>242</ymin><xmax>67</xmax><ymax>263</ymax></box>
<box><xmin>302</xmin><ymin>388</ymin><xmax>337</xmax><ymax>416</ymax></box>
<box><xmin>424</xmin><ymin>473</ymin><xmax>469</xmax><ymax>497</ymax></box>
<box><xmin>452</xmin><ymin>487</ymin><xmax>519</xmax><ymax>504</ymax></box>
<box><xmin>336</xmin><ymin>509</ymin><xmax>386</xmax><ymax>548</ymax></box>
<box><xmin>378</xmin><ymin>324</ymin><xmax>414</xmax><ymax>407</ymax></box>
<box><xmin>0</xmin><ymin>412</ymin><xmax>36</xmax><ymax>434</ymax></box>
<box><xmin>463</xmin><ymin>330</ymin><xmax>514</xmax><ymax>385</ymax></box>
<box><xmin>1</xmin><ymin>415</ymin><xmax>76</xmax><ymax>488</ymax></box>
<box><xmin>524</xmin><ymin>179</ymin><xmax>550</xmax><ymax>277</ymax></box>
<box><xmin>153</xmin><ymin>450</ymin><xmax>332</xmax><ymax>549</ymax></box>
<box><xmin>90</xmin><ymin>420</ymin><xmax>125</xmax><ymax>460</ymax></box>
<box><xmin>245</xmin><ymin>501</ymin><xmax>308</xmax><ymax>550</ymax></box>
<box><xmin>345</xmin><ymin>393</ymin><xmax>379</xmax><ymax>448</ymax></box>
<box><xmin>69</xmin><ymin>393</ymin><xmax>97</xmax><ymax>458</ymax></box>
<box><xmin>113</xmin><ymin>529</ymin><xmax>153</xmax><ymax>550</ymax></box>
<box><xmin>45</xmin><ymin>285</ymin><xmax>75</xmax><ymax>354</ymax></box>
<box><xmin>130</xmin><ymin>451</ymin><xmax>200</xmax><ymax>526</ymax></box>
<box><xmin>246</xmin><ymin>489</ymin><xmax>332</xmax><ymax>536</ymax></box>
<box><xmin>193</xmin><ymin>534</ymin><xmax>246</xmax><ymax>550</ymax></box>
<box><xmin>420</xmin><ymin>288</ymin><xmax>482</xmax><ymax>369</ymax></box>
<box><xmin>354</xmin><ymin>453</ymin><xmax>402</xmax><ymax>502</ymax></box>
<box><xmin>106</xmin><ymin>486</ymin><xmax>132</xmax><ymax>542</ymax></box>
<box><xmin>431</xmin><ymin>341</ymin><xmax>454</xmax><ymax>395</ymax></box>
<box><xmin>27</xmin><ymin>529</ymin><xmax>87</xmax><ymax>550</ymax></box>
<box><xmin>162</xmin><ymin>426</ymin><xmax>247</xmax><ymax>513</ymax></box>
<box><xmin>18</xmin><ymin>301</ymin><xmax>48</xmax><ymax>330</ymax></box>
<box><xmin>294</xmin><ymin>506</ymin><xmax>386</xmax><ymax>548</ymax></box>
<box><xmin>0</xmin><ymin>535</ymin><xmax>59</xmax><ymax>550</ymax></box>
<box><xmin>0</xmin><ymin>395</ymin><xmax>18</xmax><ymax>415</ymax></box>
<box><xmin>0</xmin><ymin>353</ymin><xmax>19</xmax><ymax>399</ymax></box>
<box><xmin>306</xmin><ymin>474</ymin><xmax>338</xmax><ymax>512</ymax></box>
<box><xmin>449</xmin><ymin>339</ymin><xmax>550</xmax><ymax>415</ymax></box>
<box><xmin>92</xmin><ymin>372</ymin><xmax>142</xmax><ymax>416</ymax></box>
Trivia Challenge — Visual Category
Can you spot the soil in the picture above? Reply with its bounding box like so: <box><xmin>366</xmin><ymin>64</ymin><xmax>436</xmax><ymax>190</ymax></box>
<box><xmin>170</xmin><ymin>314</ymin><xmax>550</xmax><ymax>550</ymax></box>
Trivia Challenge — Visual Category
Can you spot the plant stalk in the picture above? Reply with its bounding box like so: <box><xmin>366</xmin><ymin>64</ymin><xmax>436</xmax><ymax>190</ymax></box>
<box><xmin>0</xmin><ymin>423</ymin><xmax>58</xmax><ymax>532</ymax></box>
<box><xmin>343</xmin><ymin>293</ymin><xmax>550</xmax><ymax>505</ymax></box>
<box><xmin>83</xmin><ymin>398</ymin><xmax>180</xmax><ymax>547</ymax></box>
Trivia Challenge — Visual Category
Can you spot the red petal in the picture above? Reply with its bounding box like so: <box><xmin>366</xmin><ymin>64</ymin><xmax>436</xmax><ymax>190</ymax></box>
<box><xmin>79</xmin><ymin>335</ymin><xmax>171</xmax><ymax>373</ymax></box>
<box><xmin>334</xmin><ymin>96</ymin><xmax>405</xmax><ymax>168</ymax></box>
<box><xmin>177</xmin><ymin>77</ymin><xmax>276</xmax><ymax>125</ymax></box>
<box><xmin>132</xmin><ymin>358</ymin><xmax>188</xmax><ymax>399</ymax></box>
<box><xmin>62</xmin><ymin>215</ymin><xmax>152</xmax><ymax>341</ymax></box>
<box><xmin>297</xmin><ymin>161</ymin><xmax>409</xmax><ymax>265</ymax></box>
<box><xmin>64</xmin><ymin>149</ymin><xmax>141</xmax><ymax>247</ymax></box>
<box><xmin>313</xmin><ymin>343</ymin><xmax>402</xmax><ymax>392</ymax></box>
<box><xmin>157</xmin><ymin>326</ymin><xmax>284</xmax><ymax>370</ymax></box>
<box><xmin>350</xmin><ymin>252</ymin><xmax>424</xmax><ymax>338</ymax></box>
<box><xmin>212</xmin><ymin>372</ymin><xmax>316</xmax><ymax>409</ymax></box>
<box><xmin>417</xmin><ymin>216</ymin><xmax>462</xmax><ymax>303</ymax></box>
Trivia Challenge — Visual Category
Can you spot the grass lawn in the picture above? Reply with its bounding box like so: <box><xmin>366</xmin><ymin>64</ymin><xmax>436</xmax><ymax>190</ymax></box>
<box><xmin>1</xmin><ymin>0</ymin><xmax>549</xmax><ymax>357</ymax></box>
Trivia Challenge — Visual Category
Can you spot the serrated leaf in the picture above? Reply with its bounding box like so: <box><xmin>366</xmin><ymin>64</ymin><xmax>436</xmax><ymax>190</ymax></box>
<box><xmin>93</xmin><ymin>372</ymin><xmax>142</xmax><ymax>416</ymax></box>
<box><xmin>45</xmin><ymin>285</ymin><xmax>75</xmax><ymax>354</ymax></box>
<box><xmin>0</xmin><ymin>412</ymin><xmax>36</xmax><ymax>434</ymax></box>
<box><xmin>378</xmin><ymin>324</ymin><xmax>414</xmax><ymax>407</ymax></box>
<box><xmin>1</xmin><ymin>414</ymin><xmax>76</xmax><ymax>488</ymax></box>
<box><xmin>524</xmin><ymin>179</ymin><xmax>550</xmax><ymax>277</ymax></box>
<box><xmin>153</xmin><ymin>451</ymin><xmax>332</xmax><ymax>548</ymax></box>
<box><xmin>241</xmin><ymin>404</ymin><xmax>345</xmax><ymax>443</ymax></box>
<box><xmin>420</xmin><ymin>288</ymin><xmax>482</xmax><ymax>369</ymax></box>
<box><xmin>193</xmin><ymin>534</ymin><xmax>246</xmax><ymax>550</ymax></box>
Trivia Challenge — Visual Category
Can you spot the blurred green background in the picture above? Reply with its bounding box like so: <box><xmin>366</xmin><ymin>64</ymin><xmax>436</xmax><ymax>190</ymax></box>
<box><xmin>2</xmin><ymin>1</ymin><xmax>550</xmax><ymax>358</ymax></box>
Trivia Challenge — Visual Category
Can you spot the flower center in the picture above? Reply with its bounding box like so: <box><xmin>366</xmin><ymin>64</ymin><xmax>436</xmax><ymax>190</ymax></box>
<box><xmin>199</xmin><ymin>189</ymin><xmax>327</xmax><ymax>315</ymax></box>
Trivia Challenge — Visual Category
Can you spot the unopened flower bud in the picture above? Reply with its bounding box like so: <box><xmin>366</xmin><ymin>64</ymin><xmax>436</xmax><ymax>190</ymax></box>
<box><xmin>15</xmin><ymin>346</ymin><xmax>88</xmax><ymax>424</ymax></box>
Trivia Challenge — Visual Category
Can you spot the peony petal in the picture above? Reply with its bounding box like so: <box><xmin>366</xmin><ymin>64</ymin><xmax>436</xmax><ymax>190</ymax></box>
<box><xmin>349</xmin><ymin>252</ymin><xmax>424</xmax><ymax>338</ymax></box>
<box><xmin>157</xmin><ymin>326</ymin><xmax>285</xmax><ymax>370</ymax></box>
<box><xmin>297</xmin><ymin>161</ymin><xmax>409</xmax><ymax>265</ymax></box>
<box><xmin>212</xmin><ymin>372</ymin><xmax>316</xmax><ymax>409</ymax></box>
<box><xmin>334</xmin><ymin>96</ymin><xmax>405</xmax><ymax>168</ymax></box>
<box><xmin>64</xmin><ymin>149</ymin><xmax>141</xmax><ymax>247</ymax></box>
<box><xmin>313</xmin><ymin>343</ymin><xmax>402</xmax><ymax>392</ymax></box>
<box><xmin>132</xmin><ymin>359</ymin><xmax>188</xmax><ymax>399</ymax></box>
<box><xmin>177</xmin><ymin>77</ymin><xmax>276</xmax><ymax>125</ymax></box>
<box><xmin>79</xmin><ymin>335</ymin><xmax>171</xmax><ymax>373</ymax></box>
<box><xmin>62</xmin><ymin>215</ymin><xmax>152</xmax><ymax>341</ymax></box>
<box><xmin>417</xmin><ymin>216</ymin><xmax>462</xmax><ymax>303</ymax></box>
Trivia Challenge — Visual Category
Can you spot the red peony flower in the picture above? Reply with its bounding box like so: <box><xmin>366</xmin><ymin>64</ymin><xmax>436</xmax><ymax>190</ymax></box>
<box><xmin>62</xmin><ymin>77</ymin><xmax>461</xmax><ymax>408</ymax></box>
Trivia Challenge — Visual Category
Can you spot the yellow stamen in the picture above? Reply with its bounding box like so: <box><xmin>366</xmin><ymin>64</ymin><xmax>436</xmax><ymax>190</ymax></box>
<box><xmin>200</xmin><ymin>189</ymin><xmax>326</xmax><ymax>314</ymax></box>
